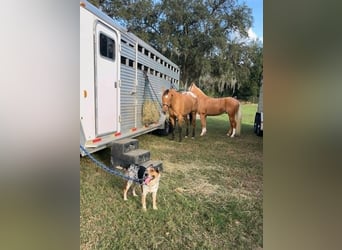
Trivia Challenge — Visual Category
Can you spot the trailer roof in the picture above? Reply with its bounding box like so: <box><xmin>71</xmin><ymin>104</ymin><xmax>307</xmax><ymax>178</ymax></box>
<box><xmin>80</xmin><ymin>0</ymin><xmax>179</xmax><ymax>71</ymax></box>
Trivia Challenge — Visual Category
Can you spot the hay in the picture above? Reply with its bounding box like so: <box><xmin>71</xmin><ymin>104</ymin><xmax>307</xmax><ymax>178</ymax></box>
<box><xmin>142</xmin><ymin>100</ymin><xmax>160</xmax><ymax>125</ymax></box>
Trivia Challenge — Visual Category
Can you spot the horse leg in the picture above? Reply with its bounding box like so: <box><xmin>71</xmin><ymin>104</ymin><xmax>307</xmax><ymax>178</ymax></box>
<box><xmin>200</xmin><ymin>114</ymin><xmax>207</xmax><ymax>136</ymax></box>
<box><xmin>191</xmin><ymin>112</ymin><xmax>196</xmax><ymax>139</ymax></box>
<box><xmin>184</xmin><ymin>114</ymin><xmax>189</xmax><ymax>138</ymax></box>
<box><xmin>179</xmin><ymin>123</ymin><xmax>182</xmax><ymax>142</ymax></box>
<box><xmin>178</xmin><ymin>116</ymin><xmax>184</xmax><ymax>142</ymax></box>
<box><xmin>227</xmin><ymin>114</ymin><xmax>237</xmax><ymax>137</ymax></box>
<box><xmin>170</xmin><ymin>116</ymin><xmax>176</xmax><ymax>140</ymax></box>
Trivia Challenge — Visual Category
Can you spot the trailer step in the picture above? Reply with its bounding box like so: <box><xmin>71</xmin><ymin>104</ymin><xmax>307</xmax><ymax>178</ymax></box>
<box><xmin>111</xmin><ymin>138</ymin><xmax>139</xmax><ymax>154</ymax></box>
<box><xmin>121</xmin><ymin>149</ymin><xmax>150</xmax><ymax>166</ymax></box>
<box><xmin>111</xmin><ymin>139</ymin><xmax>162</xmax><ymax>170</ymax></box>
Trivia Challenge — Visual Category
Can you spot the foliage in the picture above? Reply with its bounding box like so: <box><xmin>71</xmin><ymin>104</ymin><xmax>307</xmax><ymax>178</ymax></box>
<box><xmin>89</xmin><ymin>0</ymin><xmax>263</xmax><ymax>100</ymax></box>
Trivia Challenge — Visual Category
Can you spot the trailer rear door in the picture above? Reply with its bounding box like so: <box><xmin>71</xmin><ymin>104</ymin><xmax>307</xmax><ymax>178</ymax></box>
<box><xmin>95</xmin><ymin>22</ymin><xmax>119</xmax><ymax>136</ymax></box>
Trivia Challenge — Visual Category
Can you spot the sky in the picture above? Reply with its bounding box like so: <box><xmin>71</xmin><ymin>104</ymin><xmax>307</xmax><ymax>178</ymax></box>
<box><xmin>243</xmin><ymin>0</ymin><xmax>263</xmax><ymax>43</ymax></box>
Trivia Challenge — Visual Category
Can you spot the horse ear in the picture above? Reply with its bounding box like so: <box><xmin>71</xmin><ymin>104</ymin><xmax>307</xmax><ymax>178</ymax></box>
<box><xmin>162</xmin><ymin>86</ymin><xmax>165</xmax><ymax>92</ymax></box>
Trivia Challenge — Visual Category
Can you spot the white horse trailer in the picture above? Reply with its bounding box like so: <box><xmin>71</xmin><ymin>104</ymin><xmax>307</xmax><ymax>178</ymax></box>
<box><xmin>80</xmin><ymin>1</ymin><xmax>180</xmax><ymax>155</ymax></box>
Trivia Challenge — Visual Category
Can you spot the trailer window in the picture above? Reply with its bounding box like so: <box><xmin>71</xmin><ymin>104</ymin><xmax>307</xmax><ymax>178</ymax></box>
<box><xmin>99</xmin><ymin>33</ymin><xmax>115</xmax><ymax>60</ymax></box>
<box><xmin>128</xmin><ymin>59</ymin><xmax>134</xmax><ymax>68</ymax></box>
<box><xmin>144</xmin><ymin>49</ymin><xmax>149</xmax><ymax>56</ymax></box>
<box><xmin>121</xmin><ymin>56</ymin><xmax>127</xmax><ymax>65</ymax></box>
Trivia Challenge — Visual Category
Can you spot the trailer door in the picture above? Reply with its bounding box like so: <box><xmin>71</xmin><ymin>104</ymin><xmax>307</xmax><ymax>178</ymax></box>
<box><xmin>95</xmin><ymin>22</ymin><xmax>119</xmax><ymax>136</ymax></box>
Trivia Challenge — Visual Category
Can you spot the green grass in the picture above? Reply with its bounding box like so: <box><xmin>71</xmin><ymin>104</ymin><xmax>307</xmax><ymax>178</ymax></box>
<box><xmin>80</xmin><ymin>103</ymin><xmax>262</xmax><ymax>249</ymax></box>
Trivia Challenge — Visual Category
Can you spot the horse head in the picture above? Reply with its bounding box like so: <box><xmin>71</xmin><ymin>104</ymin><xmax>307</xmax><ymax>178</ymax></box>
<box><xmin>162</xmin><ymin>89</ymin><xmax>172</xmax><ymax>113</ymax></box>
<box><xmin>188</xmin><ymin>82</ymin><xmax>199</xmax><ymax>92</ymax></box>
<box><xmin>188</xmin><ymin>82</ymin><xmax>205</xmax><ymax>98</ymax></box>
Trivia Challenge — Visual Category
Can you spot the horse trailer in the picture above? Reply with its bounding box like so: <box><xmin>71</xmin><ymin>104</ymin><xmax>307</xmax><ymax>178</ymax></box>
<box><xmin>254</xmin><ymin>79</ymin><xmax>263</xmax><ymax>136</ymax></box>
<box><xmin>80</xmin><ymin>1</ymin><xmax>180</xmax><ymax>156</ymax></box>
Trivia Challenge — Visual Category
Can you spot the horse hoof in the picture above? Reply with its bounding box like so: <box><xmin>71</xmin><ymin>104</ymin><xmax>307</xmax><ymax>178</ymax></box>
<box><xmin>184</xmin><ymin>136</ymin><xmax>188</xmax><ymax>138</ymax></box>
<box><xmin>191</xmin><ymin>137</ymin><xmax>195</xmax><ymax>140</ymax></box>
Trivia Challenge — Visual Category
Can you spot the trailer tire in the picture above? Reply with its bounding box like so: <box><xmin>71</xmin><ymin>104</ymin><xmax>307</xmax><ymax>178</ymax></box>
<box><xmin>162</xmin><ymin>118</ymin><xmax>171</xmax><ymax>135</ymax></box>
<box><xmin>155</xmin><ymin>118</ymin><xmax>171</xmax><ymax>136</ymax></box>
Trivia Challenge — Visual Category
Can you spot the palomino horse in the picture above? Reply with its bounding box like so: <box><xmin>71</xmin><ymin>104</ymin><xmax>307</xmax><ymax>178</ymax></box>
<box><xmin>162</xmin><ymin>89</ymin><xmax>198</xmax><ymax>142</ymax></box>
<box><xmin>188</xmin><ymin>82</ymin><xmax>242</xmax><ymax>137</ymax></box>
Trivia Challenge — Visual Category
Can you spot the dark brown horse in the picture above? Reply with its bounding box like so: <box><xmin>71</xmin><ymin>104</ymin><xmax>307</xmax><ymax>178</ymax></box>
<box><xmin>188</xmin><ymin>82</ymin><xmax>242</xmax><ymax>137</ymax></box>
<box><xmin>162</xmin><ymin>89</ymin><xmax>198</xmax><ymax>141</ymax></box>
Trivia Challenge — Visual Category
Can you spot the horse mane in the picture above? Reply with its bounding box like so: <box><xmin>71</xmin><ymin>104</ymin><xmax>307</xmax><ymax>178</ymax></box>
<box><xmin>162</xmin><ymin>89</ymin><xmax>170</xmax><ymax>96</ymax></box>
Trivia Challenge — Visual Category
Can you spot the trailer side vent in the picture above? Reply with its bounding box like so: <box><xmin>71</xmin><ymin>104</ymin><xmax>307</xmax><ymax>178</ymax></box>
<box><xmin>128</xmin><ymin>59</ymin><xmax>134</xmax><ymax>68</ymax></box>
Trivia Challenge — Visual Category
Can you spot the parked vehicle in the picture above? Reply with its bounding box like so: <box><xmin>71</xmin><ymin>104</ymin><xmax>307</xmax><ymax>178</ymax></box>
<box><xmin>254</xmin><ymin>79</ymin><xmax>263</xmax><ymax>136</ymax></box>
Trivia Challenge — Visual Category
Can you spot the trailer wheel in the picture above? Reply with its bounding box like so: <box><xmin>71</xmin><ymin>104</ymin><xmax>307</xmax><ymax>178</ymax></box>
<box><xmin>163</xmin><ymin>118</ymin><xmax>171</xmax><ymax>135</ymax></box>
<box><xmin>155</xmin><ymin>118</ymin><xmax>171</xmax><ymax>136</ymax></box>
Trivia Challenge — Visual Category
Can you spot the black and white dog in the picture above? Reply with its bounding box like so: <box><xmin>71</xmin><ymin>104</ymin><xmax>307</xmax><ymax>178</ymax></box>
<box><xmin>123</xmin><ymin>164</ymin><xmax>161</xmax><ymax>211</ymax></box>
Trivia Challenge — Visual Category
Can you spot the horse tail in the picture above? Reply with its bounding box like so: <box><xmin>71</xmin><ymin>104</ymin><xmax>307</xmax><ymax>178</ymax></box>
<box><xmin>235</xmin><ymin>102</ymin><xmax>242</xmax><ymax>135</ymax></box>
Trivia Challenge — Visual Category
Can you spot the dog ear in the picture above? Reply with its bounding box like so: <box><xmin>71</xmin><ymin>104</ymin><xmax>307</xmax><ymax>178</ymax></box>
<box><xmin>155</xmin><ymin>166</ymin><xmax>162</xmax><ymax>173</ymax></box>
<box><xmin>149</xmin><ymin>164</ymin><xmax>162</xmax><ymax>173</ymax></box>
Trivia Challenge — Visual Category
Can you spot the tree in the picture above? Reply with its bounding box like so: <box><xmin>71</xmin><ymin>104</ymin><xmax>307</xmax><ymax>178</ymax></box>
<box><xmin>91</xmin><ymin>0</ymin><xmax>262</xmax><ymax>99</ymax></box>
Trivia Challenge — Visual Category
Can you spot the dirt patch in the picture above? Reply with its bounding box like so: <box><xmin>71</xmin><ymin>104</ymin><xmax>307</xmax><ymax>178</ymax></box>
<box><xmin>175</xmin><ymin>180</ymin><xmax>220</xmax><ymax>196</ymax></box>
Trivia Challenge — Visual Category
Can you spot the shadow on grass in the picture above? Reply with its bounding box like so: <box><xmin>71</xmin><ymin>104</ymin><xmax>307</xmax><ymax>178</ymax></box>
<box><xmin>195</xmin><ymin>117</ymin><xmax>256</xmax><ymax>137</ymax></box>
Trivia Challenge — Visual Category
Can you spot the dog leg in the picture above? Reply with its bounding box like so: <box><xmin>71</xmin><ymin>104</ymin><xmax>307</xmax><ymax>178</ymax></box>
<box><xmin>132</xmin><ymin>185</ymin><xmax>138</xmax><ymax>197</ymax></box>
<box><xmin>123</xmin><ymin>181</ymin><xmax>132</xmax><ymax>201</ymax></box>
<box><xmin>141</xmin><ymin>192</ymin><xmax>147</xmax><ymax>211</ymax></box>
<box><xmin>152</xmin><ymin>192</ymin><xmax>158</xmax><ymax>210</ymax></box>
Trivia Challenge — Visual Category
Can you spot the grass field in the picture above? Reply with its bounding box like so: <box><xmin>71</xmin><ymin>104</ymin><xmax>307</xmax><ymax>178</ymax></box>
<box><xmin>80</xmin><ymin>103</ymin><xmax>262</xmax><ymax>249</ymax></box>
